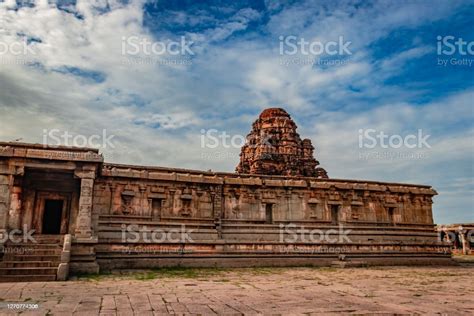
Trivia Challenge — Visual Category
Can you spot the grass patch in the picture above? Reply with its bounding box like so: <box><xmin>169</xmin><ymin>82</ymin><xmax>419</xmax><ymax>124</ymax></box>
<box><xmin>151</xmin><ymin>267</ymin><xmax>228</xmax><ymax>279</ymax></box>
<box><xmin>134</xmin><ymin>271</ymin><xmax>158</xmax><ymax>280</ymax></box>
<box><xmin>71</xmin><ymin>265</ymin><xmax>359</xmax><ymax>282</ymax></box>
<box><xmin>246</xmin><ymin>267</ymin><xmax>286</xmax><ymax>275</ymax></box>
<box><xmin>75</xmin><ymin>272</ymin><xmax>112</xmax><ymax>282</ymax></box>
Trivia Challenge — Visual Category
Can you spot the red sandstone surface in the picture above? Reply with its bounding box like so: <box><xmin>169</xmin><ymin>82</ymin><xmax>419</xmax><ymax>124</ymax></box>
<box><xmin>236</xmin><ymin>108</ymin><xmax>328</xmax><ymax>178</ymax></box>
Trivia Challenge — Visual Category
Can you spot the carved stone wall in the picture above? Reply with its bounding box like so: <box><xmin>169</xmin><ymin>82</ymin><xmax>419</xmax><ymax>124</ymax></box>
<box><xmin>92</xmin><ymin>164</ymin><xmax>436</xmax><ymax>226</ymax></box>
<box><xmin>0</xmin><ymin>141</ymin><xmax>450</xmax><ymax>271</ymax></box>
<box><xmin>93</xmin><ymin>177</ymin><xmax>220</xmax><ymax>219</ymax></box>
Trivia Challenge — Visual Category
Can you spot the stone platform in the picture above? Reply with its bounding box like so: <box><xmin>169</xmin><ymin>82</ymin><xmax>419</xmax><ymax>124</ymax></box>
<box><xmin>0</xmin><ymin>266</ymin><xmax>472</xmax><ymax>315</ymax></box>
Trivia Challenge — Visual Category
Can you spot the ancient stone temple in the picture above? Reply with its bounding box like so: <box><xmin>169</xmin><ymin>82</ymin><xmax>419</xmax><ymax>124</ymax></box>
<box><xmin>0</xmin><ymin>108</ymin><xmax>452</xmax><ymax>281</ymax></box>
<box><xmin>236</xmin><ymin>108</ymin><xmax>328</xmax><ymax>178</ymax></box>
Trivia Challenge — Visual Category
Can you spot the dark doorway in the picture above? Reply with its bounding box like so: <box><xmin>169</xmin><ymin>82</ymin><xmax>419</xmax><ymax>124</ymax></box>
<box><xmin>151</xmin><ymin>199</ymin><xmax>162</xmax><ymax>219</ymax></box>
<box><xmin>331</xmin><ymin>205</ymin><xmax>339</xmax><ymax>224</ymax></box>
<box><xmin>265</xmin><ymin>204</ymin><xmax>273</xmax><ymax>224</ymax></box>
<box><xmin>42</xmin><ymin>200</ymin><xmax>63</xmax><ymax>234</ymax></box>
<box><xmin>388</xmin><ymin>207</ymin><xmax>395</xmax><ymax>225</ymax></box>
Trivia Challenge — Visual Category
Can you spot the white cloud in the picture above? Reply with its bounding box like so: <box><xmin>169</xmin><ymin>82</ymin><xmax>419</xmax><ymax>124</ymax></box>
<box><xmin>0</xmin><ymin>1</ymin><xmax>472</xmax><ymax>223</ymax></box>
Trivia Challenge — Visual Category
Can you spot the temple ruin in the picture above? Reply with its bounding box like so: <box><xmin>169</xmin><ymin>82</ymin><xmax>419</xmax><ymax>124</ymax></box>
<box><xmin>0</xmin><ymin>108</ymin><xmax>453</xmax><ymax>281</ymax></box>
<box><xmin>236</xmin><ymin>108</ymin><xmax>328</xmax><ymax>178</ymax></box>
<box><xmin>438</xmin><ymin>223</ymin><xmax>473</xmax><ymax>255</ymax></box>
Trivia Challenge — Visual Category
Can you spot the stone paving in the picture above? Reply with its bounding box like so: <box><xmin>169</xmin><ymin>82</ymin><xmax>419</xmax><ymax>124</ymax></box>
<box><xmin>0</xmin><ymin>266</ymin><xmax>473</xmax><ymax>315</ymax></box>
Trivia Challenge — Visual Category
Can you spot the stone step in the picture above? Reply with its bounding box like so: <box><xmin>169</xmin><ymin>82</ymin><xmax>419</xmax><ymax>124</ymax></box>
<box><xmin>1</xmin><ymin>261</ymin><xmax>55</xmax><ymax>268</ymax></box>
<box><xmin>4</xmin><ymin>255</ymin><xmax>61</xmax><ymax>262</ymax></box>
<box><xmin>11</xmin><ymin>235</ymin><xmax>63</xmax><ymax>243</ymax></box>
<box><xmin>0</xmin><ymin>267</ymin><xmax>58</xmax><ymax>276</ymax></box>
<box><xmin>0</xmin><ymin>234</ymin><xmax>64</xmax><ymax>282</ymax></box>
<box><xmin>0</xmin><ymin>274</ymin><xmax>57</xmax><ymax>282</ymax></box>
<box><xmin>3</xmin><ymin>248</ymin><xmax>62</xmax><ymax>257</ymax></box>
<box><xmin>331</xmin><ymin>260</ymin><xmax>369</xmax><ymax>268</ymax></box>
<box><xmin>7</xmin><ymin>243</ymin><xmax>62</xmax><ymax>249</ymax></box>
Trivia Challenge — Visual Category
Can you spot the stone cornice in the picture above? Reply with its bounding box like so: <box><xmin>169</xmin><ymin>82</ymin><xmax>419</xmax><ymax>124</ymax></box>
<box><xmin>0</xmin><ymin>142</ymin><xmax>103</xmax><ymax>162</ymax></box>
<box><xmin>100</xmin><ymin>163</ymin><xmax>437</xmax><ymax>195</ymax></box>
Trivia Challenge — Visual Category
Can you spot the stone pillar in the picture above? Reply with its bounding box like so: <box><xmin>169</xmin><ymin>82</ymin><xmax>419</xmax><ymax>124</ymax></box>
<box><xmin>109</xmin><ymin>183</ymin><xmax>117</xmax><ymax>214</ymax></box>
<box><xmin>139</xmin><ymin>184</ymin><xmax>147</xmax><ymax>216</ymax></box>
<box><xmin>0</xmin><ymin>161</ymin><xmax>13</xmax><ymax>232</ymax></box>
<box><xmin>467</xmin><ymin>230</ymin><xmax>472</xmax><ymax>254</ymax></box>
<box><xmin>0</xmin><ymin>175</ymin><xmax>12</xmax><ymax>231</ymax></box>
<box><xmin>74</xmin><ymin>169</ymin><xmax>96</xmax><ymax>242</ymax></box>
<box><xmin>8</xmin><ymin>185</ymin><xmax>22</xmax><ymax>230</ymax></box>
<box><xmin>444</xmin><ymin>229</ymin><xmax>451</xmax><ymax>243</ymax></box>
<box><xmin>459</xmin><ymin>230</ymin><xmax>470</xmax><ymax>255</ymax></box>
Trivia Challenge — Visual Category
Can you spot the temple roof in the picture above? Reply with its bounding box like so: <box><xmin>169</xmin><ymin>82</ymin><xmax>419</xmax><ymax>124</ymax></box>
<box><xmin>236</xmin><ymin>107</ymin><xmax>328</xmax><ymax>178</ymax></box>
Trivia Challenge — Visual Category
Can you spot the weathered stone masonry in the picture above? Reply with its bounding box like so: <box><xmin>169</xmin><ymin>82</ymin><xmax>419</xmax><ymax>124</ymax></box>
<box><xmin>0</xmin><ymin>108</ymin><xmax>454</xmax><ymax>277</ymax></box>
<box><xmin>0</xmin><ymin>145</ymin><xmax>452</xmax><ymax>275</ymax></box>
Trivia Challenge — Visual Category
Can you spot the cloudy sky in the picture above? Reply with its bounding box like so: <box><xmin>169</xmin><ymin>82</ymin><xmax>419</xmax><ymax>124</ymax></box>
<box><xmin>0</xmin><ymin>0</ymin><xmax>473</xmax><ymax>224</ymax></box>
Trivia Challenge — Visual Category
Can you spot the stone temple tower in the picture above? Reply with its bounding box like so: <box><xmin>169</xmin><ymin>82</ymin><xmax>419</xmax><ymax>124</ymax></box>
<box><xmin>236</xmin><ymin>108</ymin><xmax>328</xmax><ymax>178</ymax></box>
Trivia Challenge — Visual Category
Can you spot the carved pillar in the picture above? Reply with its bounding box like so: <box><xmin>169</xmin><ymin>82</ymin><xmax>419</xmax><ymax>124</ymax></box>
<box><xmin>107</xmin><ymin>183</ymin><xmax>114</xmax><ymax>215</ymax></box>
<box><xmin>0</xmin><ymin>174</ymin><xmax>12</xmax><ymax>231</ymax></box>
<box><xmin>444</xmin><ymin>229</ymin><xmax>451</xmax><ymax>243</ymax></box>
<box><xmin>74</xmin><ymin>169</ymin><xmax>96</xmax><ymax>241</ymax></box>
<box><xmin>8</xmin><ymin>185</ymin><xmax>22</xmax><ymax>230</ymax></box>
<box><xmin>139</xmin><ymin>184</ymin><xmax>147</xmax><ymax>216</ymax></box>
<box><xmin>466</xmin><ymin>230</ymin><xmax>472</xmax><ymax>254</ymax></box>
<box><xmin>459</xmin><ymin>229</ymin><xmax>470</xmax><ymax>255</ymax></box>
<box><xmin>0</xmin><ymin>161</ymin><xmax>16</xmax><ymax>232</ymax></box>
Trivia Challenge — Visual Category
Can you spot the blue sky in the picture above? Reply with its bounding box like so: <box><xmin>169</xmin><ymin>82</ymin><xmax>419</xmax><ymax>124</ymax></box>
<box><xmin>0</xmin><ymin>0</ymin><xmax>473</xmax><ymax>223</ymax></box>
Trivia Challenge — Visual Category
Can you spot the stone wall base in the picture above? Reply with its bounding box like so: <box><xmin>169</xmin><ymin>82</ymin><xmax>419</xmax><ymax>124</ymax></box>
<box><xmin>70</xmin><ymin>244</ymin><xmax>100</xmax><ymax>275</ymax></box>
<box><xmin>95</xmin><ymin>254</ymin><xmax>456</xmax><ymax>272</ymax></box>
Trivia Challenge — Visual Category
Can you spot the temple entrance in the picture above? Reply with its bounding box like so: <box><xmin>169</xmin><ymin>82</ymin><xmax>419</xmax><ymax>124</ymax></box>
<box><xmin>388</xmin><ymin>207</ymin><xmax>395</xmax><ymax>225</ymax></box>
<box><xmin>42</xmin><ymin>200</ymin><xmax>64</xmax><ymax>234</ymax></box>
<box><xmin>21</xmin><ymin>169</ymin><xmax>80</xmax><ymax>236</ymax></box>
<box><xmin>32</xmin><ymin>191</ymin><xmax>72</xmax><ymax>235</ymax></box>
